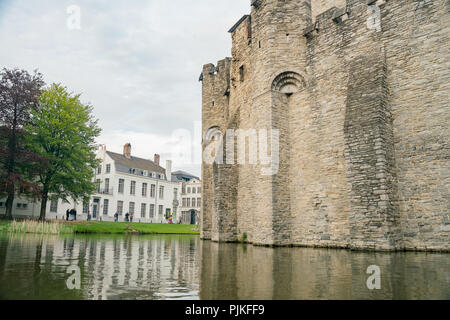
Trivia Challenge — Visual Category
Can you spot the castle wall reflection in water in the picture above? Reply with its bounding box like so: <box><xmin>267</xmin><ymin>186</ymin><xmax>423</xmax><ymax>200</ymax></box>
<box><xmin>0</xmin><ymin>234</ymin><xmax>448</xmax><ymax>300</ymax></box>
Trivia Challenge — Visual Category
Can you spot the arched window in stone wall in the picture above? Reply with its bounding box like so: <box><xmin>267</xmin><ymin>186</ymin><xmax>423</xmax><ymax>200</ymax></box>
<box><xmin>203</xmin><ymin>126</ymin><xmax>222</xmax><ymax>143</ymax></box>
<box><xmin>203</xmin><ymin>126</ymin><xmax>224</xmax><ymax>165</ymax></box>
<box><xmin>271</xmin><ymin>71</ymin><xmax>305</xmax><ymax>95</ymax></box>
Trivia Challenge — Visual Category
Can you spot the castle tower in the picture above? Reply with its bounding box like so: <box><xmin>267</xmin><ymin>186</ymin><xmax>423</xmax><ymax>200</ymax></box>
<box><xmin>201</xmin><ymin>0</ymin><xmax>449</xmax><ymax>251</ymax></box>
<box><xmin>200</xmin><ymin>58</ymin><xmax>237</xmax><ymax>241</ymax></box>
<box><xmin>229</xmin><ymin>0</ymin><xmax>312</xmax><ymax>245</ymax></box>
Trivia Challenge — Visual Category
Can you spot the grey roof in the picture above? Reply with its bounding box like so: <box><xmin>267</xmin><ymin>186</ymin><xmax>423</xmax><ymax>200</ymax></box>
<box><xmin>106</xmin><ymin>151</ymin><xmax>165</xmax><ymax>174</ymax></box>
<box><xmin>228</xmin><ymin>15</ymin><xmax>250</xmax><ymax>33</ymax></box>
<box><xmin>172</xmin><ymin>170</ymin><xmax>200</xmax><ymax>182</ymax></box>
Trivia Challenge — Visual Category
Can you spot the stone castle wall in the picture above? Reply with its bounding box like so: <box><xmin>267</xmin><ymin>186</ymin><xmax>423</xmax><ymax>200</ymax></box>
<box><xmin>200</xmin><ymin>0</ymin><xmax>450</xmax><ymax>251</ymax></box>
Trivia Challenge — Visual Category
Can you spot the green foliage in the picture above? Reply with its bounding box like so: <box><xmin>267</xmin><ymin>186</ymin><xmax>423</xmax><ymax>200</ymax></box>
<box><xmin>26</xmin><ymin>84</ymin><xmax>101</xmax><ymax>219</ymax></box>
<box><xmin>0</xmin><ymin>68</ymin><xmax>46</xmax><ymax>219</ymax></box>
<box><xmin>0</xmin><ymin>220</ymin><xmax>9</xmax><ymax>232</ymax></box>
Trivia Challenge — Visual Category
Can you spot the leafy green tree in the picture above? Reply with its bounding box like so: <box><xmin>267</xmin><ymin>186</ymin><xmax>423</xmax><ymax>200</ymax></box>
<box><xmin>26</xmin><ymin>84</ymin><xmax>101</xmax><ymax>220</ymax></box>
<box><xmin>0</xmin><ymin>68</ymin><xmax>46</xmax><ymax>220</ymax></box>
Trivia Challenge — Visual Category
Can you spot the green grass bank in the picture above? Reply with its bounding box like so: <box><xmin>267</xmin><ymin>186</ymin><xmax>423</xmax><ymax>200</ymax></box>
<box><xmin>0</xmin><ymin>220</ymin><xmax>200</xmax><ymax>235</ymax></box>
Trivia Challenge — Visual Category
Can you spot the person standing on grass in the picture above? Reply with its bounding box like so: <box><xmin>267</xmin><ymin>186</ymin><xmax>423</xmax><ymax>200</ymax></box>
<box><xmin>114</xmin><ymin>212</ymin><xmax>118</xmax><ymax>222</ymax></box>
<box><xmin>66</xmin><ymin>209</ymin><xmax>70</xmax><ymax>221</ymax></box>
<box><xmin>125</xmin><ymin>212</ymin><xmax>129</xmax><ymax>222</ymax></box>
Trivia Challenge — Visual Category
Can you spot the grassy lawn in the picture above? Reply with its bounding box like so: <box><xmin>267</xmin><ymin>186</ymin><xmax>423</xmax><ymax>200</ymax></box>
<box><xmin>0</xmin><ymin>219</ymin><xmax>200</xmax><ymax>235</ymax></box>
<box><xmin>69</xmin><ymin>221</ymin><xmax>200</xmax><ymax>235</ymax></box>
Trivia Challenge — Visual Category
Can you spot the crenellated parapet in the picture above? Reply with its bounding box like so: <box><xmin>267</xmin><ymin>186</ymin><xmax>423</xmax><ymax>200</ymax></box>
<box><xmin>200</xmin><ymin>58</ymin><xmax>232</xmax><ymax>132</ymax></box>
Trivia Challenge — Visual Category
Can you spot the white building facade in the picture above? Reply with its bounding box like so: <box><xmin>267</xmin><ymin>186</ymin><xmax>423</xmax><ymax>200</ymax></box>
<box><xmin>171</xmin><ymin>172</ymin><xmax>201</xmax><ymax>225</ymax></box>
<box><xmin>88</xmin><ymin>144</ymin><xmax>180</xmax><ymax>223</ymax></box>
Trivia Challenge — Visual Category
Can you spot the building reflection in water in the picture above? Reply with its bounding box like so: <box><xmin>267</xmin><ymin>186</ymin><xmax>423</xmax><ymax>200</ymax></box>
<box><xmin>0</xmin><ymin>234</ymin><xmax>200</xmax><ymax>300</ymax></box>
<box><xmin>0</xmin><ymin>234</ymin><xmax>448</xmax><ymax>300</ymax></box>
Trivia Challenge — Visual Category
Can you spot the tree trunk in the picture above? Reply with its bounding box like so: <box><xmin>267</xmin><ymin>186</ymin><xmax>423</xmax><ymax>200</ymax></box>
<box><xmin>5</xmin><ymin>126</ymin><xmax>16</xmax><ymax>221</ymax></box>
<box><xmin>39</xmin><ymin>191</ymin><xmax>48</xmax><ymax>221</ymax></box>
<box><xmin>5</xmin><ymin>193</ymin><xmax>14</xmax><ymax>220</ymax></box>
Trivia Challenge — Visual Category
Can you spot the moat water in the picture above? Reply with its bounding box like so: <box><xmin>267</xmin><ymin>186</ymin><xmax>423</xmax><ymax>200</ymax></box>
<box><xmin>0</xmin><ymin>233</ymin><xmax>448</xmax><ymax>300</ymax></box>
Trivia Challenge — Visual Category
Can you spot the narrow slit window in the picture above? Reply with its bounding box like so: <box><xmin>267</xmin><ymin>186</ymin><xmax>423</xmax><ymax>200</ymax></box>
<box><xmin>239</xmin><ymin>65</ymin><xmax>245</xmax><ymax>82</ymax></box>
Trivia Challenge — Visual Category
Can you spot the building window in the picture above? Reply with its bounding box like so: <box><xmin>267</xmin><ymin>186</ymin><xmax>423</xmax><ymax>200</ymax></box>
<box><xmin>174</xmin><ymin>188</ymin><xmax>178</xmax><ymax>200</ymax></box>
<box><xmin>197</xmin><ymin>187</ymin><xmax>201</xmax><ymax>193</ymax></box>
<box><xmin>149</xmin><ymin>204</ymin><xmax>155</xmax><ymax>218</ymax></box>
<box><xmin>192</xmin><ymin>198</ymin><xmax>196</xmax><ymax>207</ymax></box>
<box><xmin>106</xmin><ymin>164</ymin><xmax>111</xmax><ymax>173</ymax></box>
<box><xmin>142</xmin><ymin>183</ymin><xmax>148</xmax><ymax>197</ymax></box>
<box><xmin>83</xmin><ymin>200</ymin><xmax>89</xmax><ymax>214</ymax></box>
<box><xmin>141</xmin><ymin>203</ymin><xmax>146</xmax><ymax>218</ymax></box>
<box><xmin>182</xmin><ymin>186</ymin><xmax>186</xmax><ymax>194</ymax></box>
<box><xmin>129</xmin><ymin>202</ymin><xmax>135</xmax><ymax>215</ymax></box>
<box><xmin>50</xmin><ymin>200</ymin><xmax>58</xmax><ymax>213</ymax></box>
<box><xmin>187</xmin><ymin>198</ymin><xmax>191</xmax><ymax>207</ymax></box>
<box><xmin>103</xmin><ymin>199</ymin><xmax>109</xmax><ymax>215</ymax></box>
<box><xmin>104</xmin><ymin>178</ymin><xmax>110</xmax><ymax>193</ymax></box>
<box><xmin>96</xmin><ymin>179</ymin><xmax>101</xmax><ymax>193</ymax></box>
<box><xmin>117</xmin><ymin>201</ymin><xmax>123</xmax><ymax>215</ymax></box>
<box><xmin>17</xmin><ymin>203</ymin><xmax>28</xmax><ymax>210</ymax></box>
<box><xmin>158</xmin><ymin>205</ymin><xmax>163</xmax><ymax>216</ymax></box>
<box><xmin>159</xmin><ymin>186</ymin><xmax>164</xmax><ymax>199</ymax></box>
<box><xmin>150</xmin><ymin>184</ymin><xmax>156</xmax><ymax>198</ymax></box>
<box><xmin>193</xmin><ymin>188</ymin><xmax>196</xmax><ymax>194</ymax></box>
<box><xmin>97</xmin><ymin>166</ymin><xmax>102</xmax><ymax>174</ymax></box>
<box><xmin>182</xmin><ymin>198</ymin><xmax>186</xmax><ymax>207</ymax></box>
<box><xmin>187</xmin><ymin>187</ymin><xmax>191</xmax><ymax>194</ymax></box>
<box><xmin>118</xmin><ymin>179</ymin><xmax>125</xmax><ymax>194</ymax></box>
<box><xmin>130</xmin><ymin>181</ymin><xmax>136</xmax><ymax>195</ymax></box>
<box><xmin>197</xmin><ymin>198</ymin><xmax>201</xmax><ymax>207</ymax></box>
<box><xmin>165</xmin><ymin>208</ymin><xmax>171</xmax><ymax>219</ymax></box>
<box><xmin>239</xmin><ymin>65</ymin><xmax>245</xmax><ymax>82</ymax></box>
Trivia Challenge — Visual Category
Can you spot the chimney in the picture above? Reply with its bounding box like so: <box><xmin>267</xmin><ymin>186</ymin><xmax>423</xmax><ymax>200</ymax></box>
<box><xmin>154</xmin><ymin>154</ymin><xmax>160</xmax><ymax>166</ymax></box>
<box><xmin>123</xmin><ymin>143</ymin><xmax>131</xmax><ymax>159</ymax></box>
<box><xmin>165</xmin><ymin>160</ymin><xmax>172</xmax><ymax>181</ymax></box>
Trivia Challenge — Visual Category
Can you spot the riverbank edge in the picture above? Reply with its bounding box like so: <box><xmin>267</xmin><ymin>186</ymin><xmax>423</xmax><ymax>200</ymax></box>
<box><xmin>200</xmin><ymin>237</ymin><xmax>450</xmax><ymax>253</ymax></box>
<box><xmin>0</xmin><ymin>220</ymin><xmax>200</xmax><ymax>236</ymax></box>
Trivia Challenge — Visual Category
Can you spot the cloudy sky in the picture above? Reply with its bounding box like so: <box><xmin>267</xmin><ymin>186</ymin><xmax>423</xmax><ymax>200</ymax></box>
<box><xmin>0</xmin><ymin>0</ymin><xmax>250</xmax><ymax>176</ymax></box>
